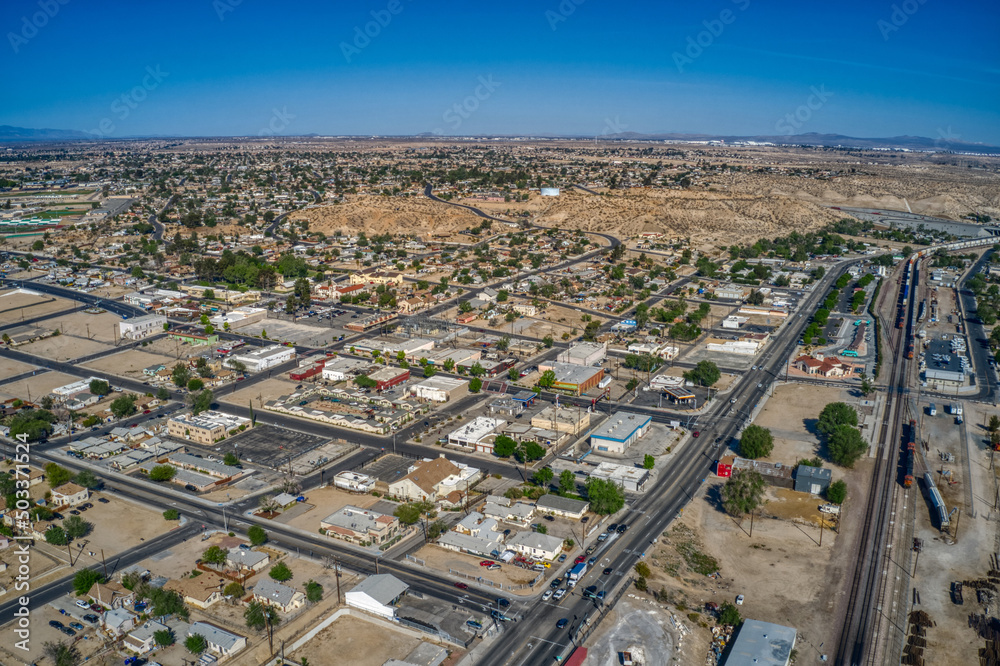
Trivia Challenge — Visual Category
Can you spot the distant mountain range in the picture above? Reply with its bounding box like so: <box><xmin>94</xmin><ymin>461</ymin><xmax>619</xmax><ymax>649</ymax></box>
<box><xmin>0</xmin><ymin>125</ymin><xmax>997</xmax><ymax>154</ymax></box>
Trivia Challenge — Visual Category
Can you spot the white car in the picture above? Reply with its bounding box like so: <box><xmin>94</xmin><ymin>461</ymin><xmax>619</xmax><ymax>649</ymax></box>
<box><xmin>736</xmin><ymin>594</ymin><xmax>745</xmax><ymax>605</ymax></box>
<box><xmin>75</xmin><ymin>600</ymin><xmax>89</xmax><ymax>609</ymax></box>
<box><xmin>553</xmin><ymin>589</ymin><xmax>566</xmax><ymax>600</ymax></box>
<box><xmin>542</xmin><ymin>590</ymin><xmax>553</xmax><ymax>601</ymax></box>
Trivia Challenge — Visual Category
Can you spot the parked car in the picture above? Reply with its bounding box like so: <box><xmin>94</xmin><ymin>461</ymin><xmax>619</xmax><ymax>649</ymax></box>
<box><xmin>467</xmin><ymin>620</ymin><xmax>483</xmax><ymax>629</ymax></box>
<box><xmin>75</xmin><ymin>600</ymin><xmax>89</xmax><ymax>609</ymax></box>
<box><xmin>98</xmin><ymin>498</ymin><xmax>110</xmax><ymax>504</ymax></box>
<box><xmin>48</xmin><ymin>620</ymin><xmax>64</xmax><ymax>629</ymax></box>
<box><xmin>557</xmin><ymin>553</ymin><xmax>567</xmax><ymax>563</ymax></box>
<box><xmin>82</xmin><ymin>614</ymin><xmax>99</xmax><ymax>624</ymax></box>
<box><xmin>736</xmin><ymin>594</ymin><xmax>745</xmax><ymax>605</ymax></box>
<box><xmin>607</xmin><ymin>524</ymin><xmax>618</xmax><ymax>533</ymax></box>
<box><xmin>479</xmin><ymin>560</ymin><xmax>494</xmax><ymax>567</ymax></box>
<box><xmin>60</xmin><ymin>627</ymin><xmax>76</xmax><ymax>636</ymax></box>
<box><xmin>550</xmin><ymin>578</ymin><xmax>563</xmax><ymax>589</ymax></box>
<box><xmin>69</xmin><ymin>622</ymin><xmax>84</xmax><ymax>631</ymax></box>
<box><xmin>487</xmin><ymin>564</ymin><xmax>501</xmax><ymax>571</ymax></box>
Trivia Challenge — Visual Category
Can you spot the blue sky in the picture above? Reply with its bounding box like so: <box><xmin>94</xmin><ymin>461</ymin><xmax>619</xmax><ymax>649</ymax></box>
<box><xmin>2</xmin><ymin>0</ymin><xmax>998</xmax><ymax>142</ymax></box>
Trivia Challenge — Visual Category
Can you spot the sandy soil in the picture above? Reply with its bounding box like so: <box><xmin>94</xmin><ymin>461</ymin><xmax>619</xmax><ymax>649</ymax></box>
<box><xmin>18</xmin><ymin>331</ymin><xmax>113</xmax><ymax>362</ymax></box>
<box><xmin>80</xmin><ymin>348</ymin><xmax>178</xmax><ymax>377</ymax></box>
<box><xmin>221</xmin><ymin>375</ymin><xmax>302</xmax><ymax>407</ymax></box>
<box><xmin>272</xmin><ymin>486</ymin><xmax>381</xmax><ymax>532</ymax></box>
<box><xmin>0</xmin><ymin>370</ymin><xmax>82</xmax><ymax>401</ymax></box>
<box><xmin>289</xmin><ymin>195</ymin><xmax>482</xmax><ymax>242</ymax></box>
<box><xmin>0</xmin><ymin>356</ymin><xmax>38</xmax><ymax>378</ymax></box>
<box><xmin>754</xmin><ymin>382</ymin><xmax>856</xmax><ymax>464</ymax></box>
<box><xmin>415</xmin><ymin>542</ymin><xmax>544</xmax><ymax>595</ymax></box>
<box><xmin>43</xmin><ymin>309</ymin><xmax>124</xmax><ymax>344</ymax></box>
<box><xmin>288</xmin><ymin>613</ymin><xmax>423</xmax><ymax>666</ymax></box>
<box><xmin>0</xmin><ymin>289</ymin><xmax>75</xmax><ymax>318</ymax></box>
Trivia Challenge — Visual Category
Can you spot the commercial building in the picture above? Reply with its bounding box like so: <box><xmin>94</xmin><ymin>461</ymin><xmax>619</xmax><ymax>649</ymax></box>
<box><xmin>557</xmin><ymin>341</ymin><xmax>607</xmax><ymax>367</ymax></box>
<box><xmin>320</xmin><ymin>506</ymin><xmax>401</xmax><ymax>546</ymax></box>
<box><xmin>721</xmin><ymin>315</ymin><xmax>748</xmax><ymax>329</ymax></box>
<box><xmin>531</xmin><ymin>405</ymin><xmax>590</xmax><ymax>436</ymax></box>
<box><xmin>368</xmin><ymin>366</ymin><xmax>410</xmax><ymax>391</ymax></box>
<box><xmin>51</xmin><ymin>377</ymin><xmax>105</xmax><ymax>398</ymax></box>
<box><xmin>714</xmin><ymin>284</ymin><xmax>747</xmax><ymax>300</ymax></box>
<box><xmin>409</xmin><ymin>376</ymin><xmax>469</xmax><ymax>402</ymax></box>
<box><xmin>321</xmin><ymin>357</ymin><xmax>371</xmax><ymax>382</ymax></box>
<box><xmin>346</xmin><ymin>574</ymin><xmax>409</xmax><ymax>620</ymax></box>
<box><xmin>51</xmin><ymin>482</ymin><xmax>89</xmax><ymax>506</ymax></box>
<box><xmin>590</xmin><ymin>412</ymin><xmax>651</xmax><ymax>454</ymax></box>
<box><xmin>333</xmin><ymin>471</ymin><xmax>376</xmax><ymax>493</ymax></box>
<box><xmin>209</xmin><ymin>306</ymin><xmax>267</xmax><ymax>330</ymax></box>
<box><xmin>590</xmin><ymin>461</ymin><xmax>650</xmax><ymax>492</ymax></box>
<box><xmin>537</xmin><ymin>361</ymin><xmax>604</xmax><ymax>395</ymax></box>
<box><xmin>166</xmin><ymin>411</ymin><xmax>250</xmax><ymax>446</ymax></box>
<box><xmin>226</xmin><ymin>344</ymin><xmax>295</xmax><ymax>373</ymax></box>
<box><xmin>117</xmin><ymin>314</ymin><xmax>166</xmax><ymax>340</ymax></box>
<box><xmin>447</xmin><ymin>417</ymin><xmax>506</xmax><ymax>453</ymax></box>
<box><xmin>723</xmin><ymin>619</ymin><xmax>796</xmax><ymax>666</ymax></box>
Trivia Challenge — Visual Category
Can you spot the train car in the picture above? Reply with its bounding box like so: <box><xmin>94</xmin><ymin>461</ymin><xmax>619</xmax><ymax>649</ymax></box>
<box><xmin>903</xmin><ymin>419</ymin><xmax>916</xmax><ymax>488</ymax></box>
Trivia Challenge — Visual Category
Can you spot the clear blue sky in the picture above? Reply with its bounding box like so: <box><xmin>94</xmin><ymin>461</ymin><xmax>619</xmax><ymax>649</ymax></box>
<box><xmin>3</xmin><ymin>0</ymin><xmax>998</xmax><ymax>142</ymax></box>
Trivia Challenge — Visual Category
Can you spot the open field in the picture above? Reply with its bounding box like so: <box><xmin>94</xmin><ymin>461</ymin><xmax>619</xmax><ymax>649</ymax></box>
<box><xmin>413</xmin><ymin>542</ymin><xmax>541</xmax><ymax>595</ymax></box>
<box><xmin>0</xmin><ymin>288</ymin><xmax>76</xmax><ymax>318</ymax></box>
<box><xmin>753</xmin><ymin>382</ymin><xmax>856</xmax><ymax>463</ymax></box>
<box><xmin>0</xmin><ymin>355</ymin><xmax>38</xmax><ymax>379</ymax></box>
<box><xmin>80</xmin><ymin>347</ymin><xmax>178</xmax><ymax>377</ymax></box>
<box><xmin>222</xmin><ymin>375</ymin><xmax>302</xmax><ymax>407</ymax></box>
<box><xmin>0</xmin><ymin>370</ymin><xmax>81</xmax><ymax>401</ymax></box>
<box><xmin>18</xmin><ymin>330</ymin><xmax>112</xmax><ymax>361</ymax></box>
<box><xmin>288</xmin><ymin>613</ymin><xmax>424</xmax><ymax>666</ymax></box>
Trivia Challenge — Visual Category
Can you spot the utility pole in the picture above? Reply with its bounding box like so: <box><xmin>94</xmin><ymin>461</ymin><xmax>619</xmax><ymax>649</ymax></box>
<box><xmin>101</xmin><ymin>548</ymin><xmax>108</xmax><ymax>579</ymax></box>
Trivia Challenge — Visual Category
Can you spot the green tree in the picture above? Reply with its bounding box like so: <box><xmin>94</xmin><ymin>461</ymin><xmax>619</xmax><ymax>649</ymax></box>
<box><xmin>469</xmin><ymin>376</ymin><xmax>483</xmax><ymax>393</ymax></box>
<box><xmin>817</xmin><ymin>402</ymin><xmax>858</xmax><ymax>437</ymax></box>
<box><xmin>45</xmin><ymin>525</ymin><xmax>69</xmax><ymax>546</ymax></box>
<box><xmin>718</xmin><ymin>603</ymin><xmax>741</xmax><ymax>626</ymax></box>
<box><xmin>42</xmin><ymin>641</ymin><xmax>81</xmax><ymax>666</ymax></box>
<box><xmin>542</xmin><ymin>335</ymin><xmax>554</xmax><ymax>348</ymax></box>
<box><xmin>153</xmin><ymin>628</ymin><xmax>175</xmax><ymax>647</ymax></box>
<box><xmin>642</xmin><ymin>454</ymin><xmax>655</xmax><ymax>470</ymax></box>
<box><xmin>988</xmin><ymin>414</ymin><xmax>1000</xmax><ymax>434</ymax></box>
<box><xmin>149</xmin><ymin>465</ymin><xmax>176</xmax><ymax>482</ymax></box>
<box><xmin>224</xmin><ymin>451</ymin><xmax>239</xmax><ymax>466</ymax></box>
<box><xmin>559</xmin><ymin>469</ymin><xmax>576</xmax><ymax>495</ymax></box>
<box><xmin>163</xmin><ymin>509</ymin><xmax>180</xmax><ymax>520</ymax></box>
<box><xmin>45</xmin><ymin>463</ymin><xmax>73</xmax><ymax>487</ymax></box>
<box><xmin>10</xmin><ymin>408</ymin><xmax>57</xmax><ymax>441</ymax></box>
<box><xmin>585</xmin><ymin>477</ymin><xmax>625</xmax><ymax>514</ymax></box>
<box><xmin>224</xmin><ymin>582</ymin><xmax>245</xmax><ymax>598</ymax></box>
<box><xmin>74</xmin><ymin>469</ymin><xmax>100</xmax><ymax>489</ymax></box>
<box><xmin>859</xmin><ymin>374</ymin><xmax>874</xmax><ymax>397</ymax></box>
<box><xmin>828</xmin><ymin>425</ymin><xmax>867</xmax><ymax>468</ymax></box>
<box><xmin>172</xmin><ymin>363</ymin><xmax>191</xmax><ymax>388</ymax></box>
<box><xmin>739</xmin><ymin>425</ymin><xmax>774</xmax><ymax>459</ymax></box>
<box><xmin>635</xmin><ymin>561</ymin><xmax>652</xmax><ymax>578</ymax></box>
<box><xmin>248</xmin><ymin>525</ymin><xmax>268</xmax><ymax>546</ymax></box>
<box><xmin>187</xmin><ymin>377</ymin><xmax>205</xmax><ymax>392</ymax></box>
<box><xmin>269</xmin><ymin>562</ymin><xmax>293</xmax><ymax>582</ymax></box>
<box><xmin>73</xmin><ymin>568</ymin><xmax>103</xmax><ymax>595</ymax></box>
<box><xmin>147</xmin><ymin>587</ymin><xmax>188</xmax><ymax>618</ymax></box>
<box><xmin>245</xmin><ymin>599</ymin><xmax>281</xmax><ymax>632</ymax></box>
<box><xmin>394</xmin><ymin>504</ymin><xmax>422</xmax><ymax>525</ymax></box>
<box><xmin>63</xmin><ymin>516</ymin><xmax>93</xmax><ymax>539</ymax></box>
<box><xmin>721</xmin><ymin>469</ymin><xmax>766</xmax><ymax>518</ymax></box>
<box><xmin>533</xmin><ymin>466</ymin><xmax>554</xmax><ymax>487</ymax></box>
<box><xmin>827</xmin><ymin>479</ymin><xmax>848</xmax><ymax>504</ymax></box>
<box><xmin>156</xmin><ymin>386</ymin><xmax>171</xmax><ymax>401</ymax></box>
<box><xmin>88</xmin><ymin>379</ymin><xmax>110</xmax><ymax>396</ymax></box>
<box><xmin>537</xmin><ymin>370</ymin><xmax>556</xmax><ymax>389</ymax></box>
<box><xmin>185</xmin><ymin>634</ymin><xmax>207</xmax><ymax>654</ymax></box>
<box><xmin>683</xmin><ymin>360</ymin><xmax>721</xmax><ymax>387</ymax></box>
<box><xmin>305</xmin><ymin>580</ymin><xmax>324</xmax><ymax>603</ymax></box>
<box><xmin>202</xmin><ymin>545</ymin><xmax>227</xmax><ymax>565</ymax></box>
<box><xmin>516</xmin><ymin>441</ymin><xmax>546</xmax><ymax>463</ymax></box>
<box><xmin>189</xmin><ymin>389</ymin><xmax>214</xmax><ymax>415</ymax></box>
<box><xmin>110</xmin><ymin>394</ymin><xmax>137</xmax><ymax>419</ymax></box>
<box><xmin>493</xmin><ymin>435</ymin><xmax>517</xmax><ymax>458</ymax></box>
<box><xmin>536</xmin><ymin>524</ymin><xmax>548</xmax><ymax>534</ymax></box>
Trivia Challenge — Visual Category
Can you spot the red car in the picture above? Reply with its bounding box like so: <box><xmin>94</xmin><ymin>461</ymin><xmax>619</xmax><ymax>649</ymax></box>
<box><xmin>454</xmin><ymin>582</ymin><xmax>468</xmax><ymax>590</ymax></box>
<box><xmin>143</xmin><ymin>410</ymin><xmax>151</xmax><ymax>414</ymax></box>
<box><xmin>575</xmin><ymin>555</ymin><xmax>586</xmax><ymax>564</ymax></box>
<box><xmin>479</xmin><ymin>560</ymin><xmax>494</xmax><ymax>567</ymax></box>
<box><xmin>692</xmin><ymin>431</ymin><xmax>700</xmax><ymax>438</ymax></box>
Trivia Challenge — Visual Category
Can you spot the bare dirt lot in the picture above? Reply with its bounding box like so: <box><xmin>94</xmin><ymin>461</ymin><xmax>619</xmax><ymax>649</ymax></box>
<box><xmin>0</xmin><ymin>288</ymin><xmax>76</xmax><ymax>318</ymax></box>
<box><xmin>221</xmin><ymin>375</ymin><xmax>301</xmax><ymax>407</ymax></box>
<box><xmin>0</xmin><ymin>370</ymin><xmax>82</xmax><ymax>401</ymax></box>
<box><xmin>415</xmin><ymin>542</ymin><xmax>542</xmax><ymax>596</ymax></box>
<box><xmin>19</xmin><ymin>330</ymin><xmax>113</xmax><ymax>362</ymax></box>
<box><xmin>271</xmin><ymin>485</ymin><xmax>381</xmax><ymax>532</ymax></box>
<box><xmin>80</xmin><ymin>347</ymin><xmax>178</xmax><ymax>377</ymax></box>
<box><xmin>0</xmin><ymin>355</ymin><xmax>38</xmax><ymax>379</ymax></box>
<box><xmin>753</xmin><ymin>382</ymin><xmax>856</xmax><ymax>464</ymax></box>
<box><xmin>288</xmin><ymin>613</ymin><xmax>424</xmax><ymax>666</ymax></box>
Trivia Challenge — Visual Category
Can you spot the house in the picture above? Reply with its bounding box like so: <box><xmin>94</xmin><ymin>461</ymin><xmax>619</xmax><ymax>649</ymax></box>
<box><xmin>124</xmin><ymin>620</ymin><xmax>171</xmax><ymax>654</ymax></box>
<box><xmin>226</xmin><ymin>547</ymin><xmax>270</xmax><ymax>573</ymax></box>
<box><xmin>388</xmin><ymin>455</ymin><xmax>480</xmax><ymax>503</ymax></box>
<box><xmin>271</xmin><ymin>492</ymin><xmax>299</xmax><ymax>510</ymax></box>
<box><xmin>321</xmin><ymin>506</ymin><xmax>401</xmax><ymax>546</ymax></box>
<box><xmin>506</xmin><ymin>531</ymin><xmax>564</xmax><ymax>561</ymax></box>
<box><xmin>345</xmin><ymin>574</ymin><xmax>409</xmax><ymax>619</ymax></box>
<box><xmin>535</xmin><ymin>494</ymin><xmax>589</xmax><ymax>520</ymax></box>
<box><xmin>102</xmin><ymin>608</ymin><xmax>137</xmax><ymax>636</ymax></box>
<box><xmin>164</xmin><ymin>574</ymin><xmax>227</xmax><ymax>609</ymax></box>
<box><xmin>795</xmin><ymin>465</ymin><xmax>833</xmax><ymax>495</ymax></box>
<box><xmin>87</xmin><ymin>581</ymin><xmax>135</xmax><ymax>610</ymax></box>
<box><xmin>252</xmin><ymin>577</ymin><xmax>306</xmax><ymax>613</ymax></box>
<box><xmin>482</xmin><ymin>496</ymin><xmax>535</xmax><ymax>526</ymax></box>
<box><xmin>188</xmin><ymin>621</ymin><xmax>248</xmax><ymax>658</ymax></box>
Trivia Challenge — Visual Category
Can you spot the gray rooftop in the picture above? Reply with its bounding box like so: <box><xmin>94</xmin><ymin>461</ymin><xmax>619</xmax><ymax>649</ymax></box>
<box><xmin>724</xmin><ymin>619</ymin><xmax>797</xmax><ymax>666</ymax></box>
<box><xmin>252</xmin><ymin>577</ymin><xmax>299</xmax><ymax>608</ymax></box>
<box><xmin>349</xmin><ymin>574</ymin><xmax>409</xmax><ymax>605</ymax></box>
<box><xmin>591</xmin><ymin>412</ymin><xmax>650</xmax><ymax>441</ymax></box>
<box><xmin>535</xmin><ymin>494</ymin><xmax>590</xmax><ymax>515</ymax></box>
<box><xmin>188</xmin><ymin>621</ymin><xmax>245</xmax><ymax>652</ymax></box>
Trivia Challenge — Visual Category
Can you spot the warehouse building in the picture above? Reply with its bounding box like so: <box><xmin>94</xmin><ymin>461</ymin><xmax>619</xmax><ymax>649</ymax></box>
<box><xmin>447</xmin><ymin>417</ymin><xmax>506</xmax><ymax>453</ymax></box>
<box><xmin>557</xmin><ymin>341</ymin><xmax>607</xmax><ymax>367</ymax></box>
<box><xmin>226</xmin><ymin>344</ymin><xmax>295</xmax><ymax>373</ymax></box>
<box><xmin>794</xmin><ymin>465</ymin><xmax>832</xmax><ymax>495</ymax></box>
<box><xmin>117</xmin><ymin>314</ymin><xmax>167</xmax><ymax>340</ymax></box>
<box><xmin>409</xmin><ymin>376</ymin><xmax>469</xmax><ymax>402</ymax></box>
<box><xmin>346</xmin><ymin>575</ymin><xmax>409</xmax><ymax>620</ymax></box>
<box><xmin>368</xmin><ymin>366</ymin><xmax>410</xmax><ymax>391</ymax></box>
<box><xmin>723</xmin><ymin>619</ymin><xmax>796</xmax><ymax>666</ymax></box>
<box><xmin>590</xmin><ymin>412</ymin><xmax>651</xmax><ymax>454</ymax></box>
<box><xmin>537</xmin><ymin>361</ymin><xmax>604</xmax><ymax>395</ymax></box>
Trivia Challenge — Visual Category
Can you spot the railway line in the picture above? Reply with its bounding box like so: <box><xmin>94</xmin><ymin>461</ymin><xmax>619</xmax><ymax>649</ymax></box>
<box><xmin>835</xmin><ymin>255</ymin><xmax>921</xmax><ymax>665</ymax></box>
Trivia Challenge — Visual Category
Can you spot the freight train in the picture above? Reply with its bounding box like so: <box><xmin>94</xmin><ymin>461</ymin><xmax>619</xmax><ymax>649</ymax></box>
<box><xmin>903</xmin><ymin>419</ymin><xmax>916</xmax><ymax>488</ymax></box>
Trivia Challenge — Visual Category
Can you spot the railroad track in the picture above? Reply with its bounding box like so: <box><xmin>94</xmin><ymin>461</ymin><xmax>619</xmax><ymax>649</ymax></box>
<box><xmin>835</xmin><ymin>260</ymin><xmax>915</xmax><ymax>665</ymax></box>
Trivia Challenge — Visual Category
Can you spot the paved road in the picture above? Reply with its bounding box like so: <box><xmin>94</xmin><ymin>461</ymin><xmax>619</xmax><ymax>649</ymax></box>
<box><xmin>0</xmin><ymin>279</ymin><xmax>146</xmax><ymax>319</ymax></box>
<box><xmin>955</xmin><ymin>249</ymin><xmax>998</xmax><ymax>403</ymax></box>
<box><xmin>0</xmin><ymin>304</ymin><xmax>88</xmax><ymax>332</ymax></box>
<box><xmin>477</xmin><ymin>261</ymin><xmax>852</xmax><ymax>665</ymax></box>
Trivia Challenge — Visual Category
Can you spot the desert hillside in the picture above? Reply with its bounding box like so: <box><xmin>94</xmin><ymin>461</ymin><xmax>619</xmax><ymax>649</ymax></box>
<box><xmin>289</xmin><ymin>196</ymin><xmax>482</xmax><ymax>241</ymax></box>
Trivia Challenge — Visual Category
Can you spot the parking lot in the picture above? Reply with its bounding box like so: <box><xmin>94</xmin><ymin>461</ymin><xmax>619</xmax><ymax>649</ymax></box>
<box><xmin>223</xmin><ymin>423</ymin><xmax>330</xmax><ymax>468</ymax></box>
<box><xmin>359</xmin><ymin>453</ymin><xmax>417</xmax><ymax>486</ymax></box>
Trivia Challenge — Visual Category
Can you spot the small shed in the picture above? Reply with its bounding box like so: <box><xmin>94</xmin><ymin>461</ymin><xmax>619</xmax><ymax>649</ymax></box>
<box><xmin>794</xmin><ymin>465</ymin><xmax>832</xmax><ymax>495</ymax></box>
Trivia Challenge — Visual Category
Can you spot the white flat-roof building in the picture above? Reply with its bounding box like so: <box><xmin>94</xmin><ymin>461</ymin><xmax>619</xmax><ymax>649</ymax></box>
<box><xmin>118</xmin><ymin>314</ymin><xmax>167</xmax><ymax>340</ymax></box>
<box><xmin>409</xmin><ymin>376</ymin><xmax>469</xmax><ymax>402</ymax></box>
<box><xmin>51</xmin><ymin>377</ymin><xmax>105</xmax><ymax>398</ymax></box>
<box><xmin>590</xmin><ymin>412</ymin><xmax>652</xmax><ymax>454</ymax></box>
<box><xmin>506</xmin><ymin>531</ymin><xmax>564</xmax><ymax>561</ymax></box>
<box><xmin>557</xmin><ymin>341</ymin><xmax>607</xmax><ymax>367</ymax></box>
<box><xmin>333</xmin><ymin>471</ymin><xmax>376</xmax><ymax>493</ymax></box>
<box><xmin>590</xmin><ymin>461</ymin><xmax>650</xmax><ymax>492</ymax></box>
<box><xmin>346</xmin><ymin>574</ymin><xmax>409</xmax><ymax>620</ymax></box>
<box><xmin>226</xmin><ymin>344</ymin><xmax>295</xmax><ymax>373</ymax></box>
<box><xmin>447</xmin><ymin>417</ymin><xmax>506</xmax><ymax>453</ymax></box>
<box><xmin>725</xmin><ymin>619</ymin><xmax>797</xmax><ymax>666</ymax></box>
<box><xmin>209</xmin><ymin>306</ymin><xmax>267</xmax><ymax>330</ymax></box>
<box><xmin>321</xmin><ymin>357</ymin><xmax>370</xmax><ymax>382</ymax></box>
